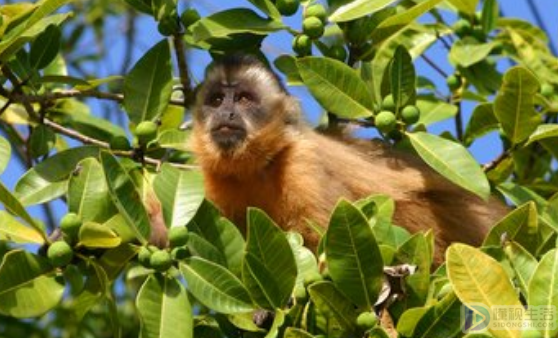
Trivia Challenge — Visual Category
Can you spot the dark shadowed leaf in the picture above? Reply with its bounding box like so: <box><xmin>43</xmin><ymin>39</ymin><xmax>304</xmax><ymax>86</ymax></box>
<box><xmin>464</xmin><ymin>103</ymin><xmax>499</xmax><ymax>146</ymax></box>
<box><xmin>29</xmin><ymin>24</ymin><xmax>61</xmax><ymax>69</ymax></box>
<box><xmin>307</xmin><ymin>281</ymin><xmax>358</xmax><ymax>334</ymax></box>
<box><xmin>390</xmin><ymin>45</ymin><xmax>416</xmax><ymax>111</ymax></box>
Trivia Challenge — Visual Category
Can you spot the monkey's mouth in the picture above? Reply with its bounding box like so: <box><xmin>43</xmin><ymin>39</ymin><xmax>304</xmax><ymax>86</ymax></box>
<box><xmin>210</xmin><ymin>123</ymin><xmax>247</xmax><ymax>149</ymax></box>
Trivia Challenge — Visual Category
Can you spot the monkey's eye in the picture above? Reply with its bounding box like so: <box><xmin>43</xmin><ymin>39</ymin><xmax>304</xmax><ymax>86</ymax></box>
<box><xmin>235</xmin><ymin>92</ymin><xmax>254</xmax><ymax>104</ymax></box>
<box><xmin>208</xmin><ymin>93</ymin><xmax>224</xmax><ymax>107</ymax></box>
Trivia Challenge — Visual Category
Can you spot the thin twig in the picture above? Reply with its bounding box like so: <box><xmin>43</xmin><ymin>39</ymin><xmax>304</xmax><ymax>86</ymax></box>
<box><xmin>420</xmin><ymin>54</ymin><xmax>448</xmax><ymax>79</ymax></box>
<box><xmin>172</xmin><ymin>33</ymin><xmax>195</xmax><ymax>107</ymax></box>
<box><xmin>483</xmin><ymin>149</ymin><xmax>512</xmax><ymax>172</ymax></box>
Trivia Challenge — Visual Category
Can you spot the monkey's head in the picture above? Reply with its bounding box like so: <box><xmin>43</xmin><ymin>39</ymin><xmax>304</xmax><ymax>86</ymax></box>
<box><xmin>192</xmin><ymin>54</ymin><xmax>303</xmax><ymax>174</ymax></box>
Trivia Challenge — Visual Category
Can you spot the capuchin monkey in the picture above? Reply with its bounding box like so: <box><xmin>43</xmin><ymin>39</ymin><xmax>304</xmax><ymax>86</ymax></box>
<box><xmin>190</xmin><ymin>54</ymin><xmax>508</xmax><ymax>263</ymax></box>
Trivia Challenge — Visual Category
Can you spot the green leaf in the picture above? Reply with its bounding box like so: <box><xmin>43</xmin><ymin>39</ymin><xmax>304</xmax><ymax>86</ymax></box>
<box><xmin>0</xmin><ymin>211</ymin><xmax>45</xmax><ymax>244</ymax></box>
<box><xmin>78</xmin><ymin>222</ymin><xmax>122</xmax><ymax>249</ymax></box>
<box><xmin>28</xmin><ymin>125</ymin><xmax>55</xmax><ymax>158</ymax></box>
<box><xmin>0</xmin><ymin>182</ymin><xmax>45</xmax><ymax>238</ymax></box>
<box><xmin>123</xmin><ymin>39</ymin><xmax>173</xmax><ymax>124</ymax></box>
<box><xmin>180</xmin><ymin>257</ymin><xmax>254</xmax><ymax>314</ymax></box>
<box><xmin>137</xmin><ymin>275</ymin><xmax>193</xmax><ymax>338</ymax></box>
<box><xmin>297</xmin><ymin>57</ymin><xmax>374</xmax><ymax>118</ymax></box>
<box><xmin>186</xmin><ymin>233</ymin><xmax>227</xmax><ymax>267</ymax></box>
<box><xmin>483</xmin><ymin>202</ymin><xmax>539</xmax><ymax>254</ymax></box>
<box><xmin>284</xmin><ymin>327</ymin><xmax>314</xmax><ymax>338</ymax></box>
<box><xmin>242</xmin><ymin>252</ymin><xmax>284</xmax><ymax>309</ymax></box>
<box><xmin>370</xmin><ymin>0</ymin><xmax>442</xmax><ymax>44</ymax></box>
<box><xmin>14</xmin><ymin>168</ymin><xmax>67</xmax><ymax>206</ymax></box>
<box><xmin>390</xmin><ymin>45</ymin><xmax>416</xmax><ymax>111</ymax></box>
<box><xmin>29</xmin><ymin>24</ymin><xmax>61</xmax><ymax>69</ymax></box>
<box><xmin>153</xmin><ymin>163</ymin><xmax>204</xmax><ymax>228</ymax></box>
<box><xmin>464</xmin><ymin>103</ymin><xmax>499</xmax><ymax>146</ymax></box>
<box><xmin>329</xmin><ymin>0</ymin><xmax>397</xmax><ymax>22</ymax></box>
<box><xmin>449</xmin><ymin>38</ymin><xmax>496</xmax><ymax>68</ymax></box>
<box><xmin>32</xmin><ymin>145</ymin><xmax>101</xmax><ymax>181</ymax></box>
<box><xmin>73</xmin><ymin>261</ymin><xmax>109</xmax><ymax>321</ymax></box>
<box><xmin>480</xmin><ymin>0</ymin><xmax>498</xmax><ymax>34</ymax></box>
<box><xmin>528</xmin><ymin>249</ymin><xmax>558</xmax><ymax>338</ymax></box>
<box><xmin>325</xmin><ymin>200</ymin><xmax>383</xmax><ymax>308</ymax></box>
<box><xmin>415</xmin><ymin>95</ymin><xmax>458</xmax><ymax>127</ymax></box>
<box><xmin>243</xmin><ymin>208</ymin><xmax>297</xmax><ymax>309</ymax></box>
<box><xmin>100</xmin><ymin>152</ymin><xmax>151</xmax><ymax>244</ymax></box>
<box><xmin>191</xmin><ymin>9</ymin><xmax>284</xmax><ymax>42</ymax></box>
<box><xmin>0</xmin><ymin>136</ymin><xmax>11</xmax><ymax>175</ymax></box>
<box><xmin>447</xmin><ymin>0</ymin><xmax>480</xmax><ymax>14</ymax></box>
<box><xmin>394</xmin><ymin>233</ymin><xmax>431</xmax><ymax>308</ymax></box>
<box><xmin>307</xmin><ymin>281</ymin><xmax>358</xmax><ymax>334</ymax></box>
<box><xmin>68</xmin><ymin>158</ymin><xmax>116</xmax><ymax>223</ymax></box>
<box><xmin>287</xmin><ymin>233</ymin><xmax>319</xmax><ymax>287</ymax></box>
<box><xmin>494</xmin><ymin>66</ymin><xmax>541</xmax><ymax>144</ymax></box>
<box><xmin>157</xmin><ymin>129</ymin><xmax>191</xmax><ymax>151</ymax></box>
<box><xmin>525</xmin><ymin>124</ymin><xmax>558</xmax><ymax>145</ymax></box>
<box><xmin>0</xmin><ymin>250</ymin><xmax>64</xmax><ymax>318</ymax></box>
<box><xmin>408</xmin><ymin>132</ymin><xmax>490</xmax><ymax>200</ymax></box>
<box><xmin>246</xmin><ymin>0</ymin><xmax>282</xmax><ymax>20</ymax></box>
<box><xmin>412</xmin><ymin>292</ymin><xmax>462</xmax><ymax>338</ymax></box>
<box><xmin>188</xmin><ymin>200</ymin><xmax>245</xmax><ymax>276</ymax></box>
<box><xmin>447</xmin><ymin>243</ymin><xmax>522</xmax><ymax>338</ymax></box>
<box><xmin>503</xmin><ymin>241</ymin><xmax>537</xmax><ymax>299</ymax></box>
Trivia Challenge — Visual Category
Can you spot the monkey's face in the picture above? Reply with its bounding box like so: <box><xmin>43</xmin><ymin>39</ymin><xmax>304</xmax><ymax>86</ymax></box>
<box><xmin>194</xmin><ymin>55</ymin><xmax>289</xmax><ymax>153</ymax></box>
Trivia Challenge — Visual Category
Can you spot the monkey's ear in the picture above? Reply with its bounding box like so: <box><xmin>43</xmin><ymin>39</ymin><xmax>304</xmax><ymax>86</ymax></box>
<box><xmin>282</xmin><ymin>95</ymin><xmax>303</xmax><ymax>125</ymax></box>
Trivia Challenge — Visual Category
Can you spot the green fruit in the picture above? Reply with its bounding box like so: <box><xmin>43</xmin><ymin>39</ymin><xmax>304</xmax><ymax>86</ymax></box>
<box><xmin>109</xmin><ymin>135</ymin><xmax>132</xmax><ymax>151</ymax></box>
<box><xmin>150</xmin><ymin>250</ymin><xmax>173</xmax><ymax>272</ymax></box>
<box><xmin>375</xmin><ymin>111</ymin><xmax>397</xmax><ymax>133</ymax></box>
<box><xmin>47</xmin><ymin>241</ymin><xmax>74</xmax><ymax>267</ymax></box>
<box><xmin>60</xmin><ymin>212</ymin><xmax>82</xmax><ymax>241</ymax></box>
<box><xmin>541</xmin><ymin>83</ymin><xmax>554</xmax><ymax>97</ymax></box>
<box><xmin>452</xmin><ymin>18</ymin><xmax>472</xmax><ymax>37</ymax></box>
<box><xmin>446</xmin><ymin>74</ymin><xmax>462</xmax><ymax>91</ymax></box>
<box><xmin>381</xmin><ymin>94</ymin><xmax>395</xmax><ymax>112</ymax></box>
<box><xmin>292</xmin><ymin>34</ymin><xmax>312</xmax><ymax>56</ymax></box>
<box><xmin>328</xmin><ymin>45</ymin><xmax>347</xmax><ymax>62</ymax></box>
<box><xmin>401</xmin><ymin>105</ymin><xmax>420</xmax><ymax>125</ymax></box>
<box><xmin>168</xmin><ymin>226</ymin><xmax>189</xmax><ymax>248</ymax></box>
<box><xmin>302</xmin><ymin>16</ymin><xmax>324</xmax><ymax>39</ymax></box>
<box><xmin>171</xmin><ymin>247</ymin><xmax>189</xmax><ymax>260</ymax></box>
<box><xmin>356</xmin><ymin>311</ymin><xmax>378</xmax><ymax>329</ymax></box>
<box><xmin>293</xmin><ymin>285</ymin><xmax>308</xmax><ymax>303</ymax></box>
<box><xmin>304</xmin><ymin>4</ymin><xmax>327</xmax><ymax>23</ymax></box>
<box><xmin>135</xmin><ymin>121</ymin><xmax>158</xmax><ymax>145</ymax></box>
<box><xmin>180</xmin><ymin>8</ymin><xmax>200</xmax><ymax>28</ymax></box>
<box><xmin>138</xmin><ymin>246</ymin><xmax>153</xmax><ymax>267</ymax></box>
<box><xmin>303</xmin><ymin>271</ymin><xmax>323</xmax><ymax>287</ymax></box>
<box><xmin>276</xmin><ymin>0</ymin><xmax>299</xmax><ymax>16</ymax></box>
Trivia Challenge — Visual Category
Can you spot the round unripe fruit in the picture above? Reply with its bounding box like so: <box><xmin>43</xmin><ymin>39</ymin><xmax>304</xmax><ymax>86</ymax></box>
<box><xmin>168</xmin><ymin>226</ymin><xmax>189</xmax><ymax>248</ymax></box>
<box><xmin>180</xmin><ymin>8</ymin><xmax>200</xmax><ymax>28</ymax></box>
<box><xmin>138</xmin><ymin>246</ymin><xmax>153</xmax><ymax>267</ymax></box>
<box><xmin>293</xmin><ymin>285</ymin><xmax>308</xmax><ymax>303</ymax></box>
<box><xmin>401</xmin><ymin>105</ymin><xmax>420</xmax><ymax>125</ymax></box>
<box><xmin>276</xmin><ymin>0</ymin><xmax>299</xmax><ymax>16</ymax></box>
<box><xmin>446</xmin><ymin>74</ymin><xmax>462</xmax><ymax>91</ymax></box>
<box><xmin>292</xmin><ymin>34</ymin><xmax>312</xmax><ymax>56</ymax></box>
<box><xmin>302</xmin><ymin>17</ymin><xmax>324</xmax><ymax>39</ymax></box>
<box><xmin>304</xmin><ymin>4</ymin><xmax>327</xmax><ymax>23</ymax></box>
<box><xmin>452</xmin><ymin>18</ymin><xmax>472</xmax><ymax>37</ymax></box>
<box><xmin>381</xmin><ymin>94</ymin><xmax>395</xmax><ymax>112</ymax></box>
<box><xmin>303</xmin><ymin>271</ymin><xmax>323</xmax><ymax>287</ymax></box>
<box><xmin>541</xmin><ymin>83</ymin><xmax>554</xmax><ymax>97</ymax></box>
<box><xmin>150</xmin><ymin>250</ymin><xmax>173</xmax><ymax>272</ymax></box>
<box><xmin>60</xmin><ymin>212</ymin><xmax>82</xmax><ymax>241</ymax></box>
<box><xmin>328</xmin><ymin>45</ymin><xmax>347</xmax><ymax>62</ymax></box>
<box><xmin>356</xmin><ymin>311</ymin><xmax>378</xmax><ymax>330</ymax></box>
<box><xmin>109</xmin><ymin>135</ymin><xmax>132</xmax><ymax>151</ymax></box>
<box><xmin>47</xmin><ymin>241</ymin><xmax>74</xmax><ymax>267</ymax></box>
<box><xmin>135</xmin><ymin>121</ymin><xmax>158</xmax><ymax>145</ymax></box>
<box><xmin>375</xmin><ymin>111</ymin><xmax>397</xmax><ymax>133</ymax></box>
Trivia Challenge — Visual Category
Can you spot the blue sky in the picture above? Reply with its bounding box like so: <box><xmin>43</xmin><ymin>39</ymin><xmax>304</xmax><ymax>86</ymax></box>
<box><xmin>1</xmin><ymin>0</ymin><xmax>557</xmax><ymax>222</ymax></box>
